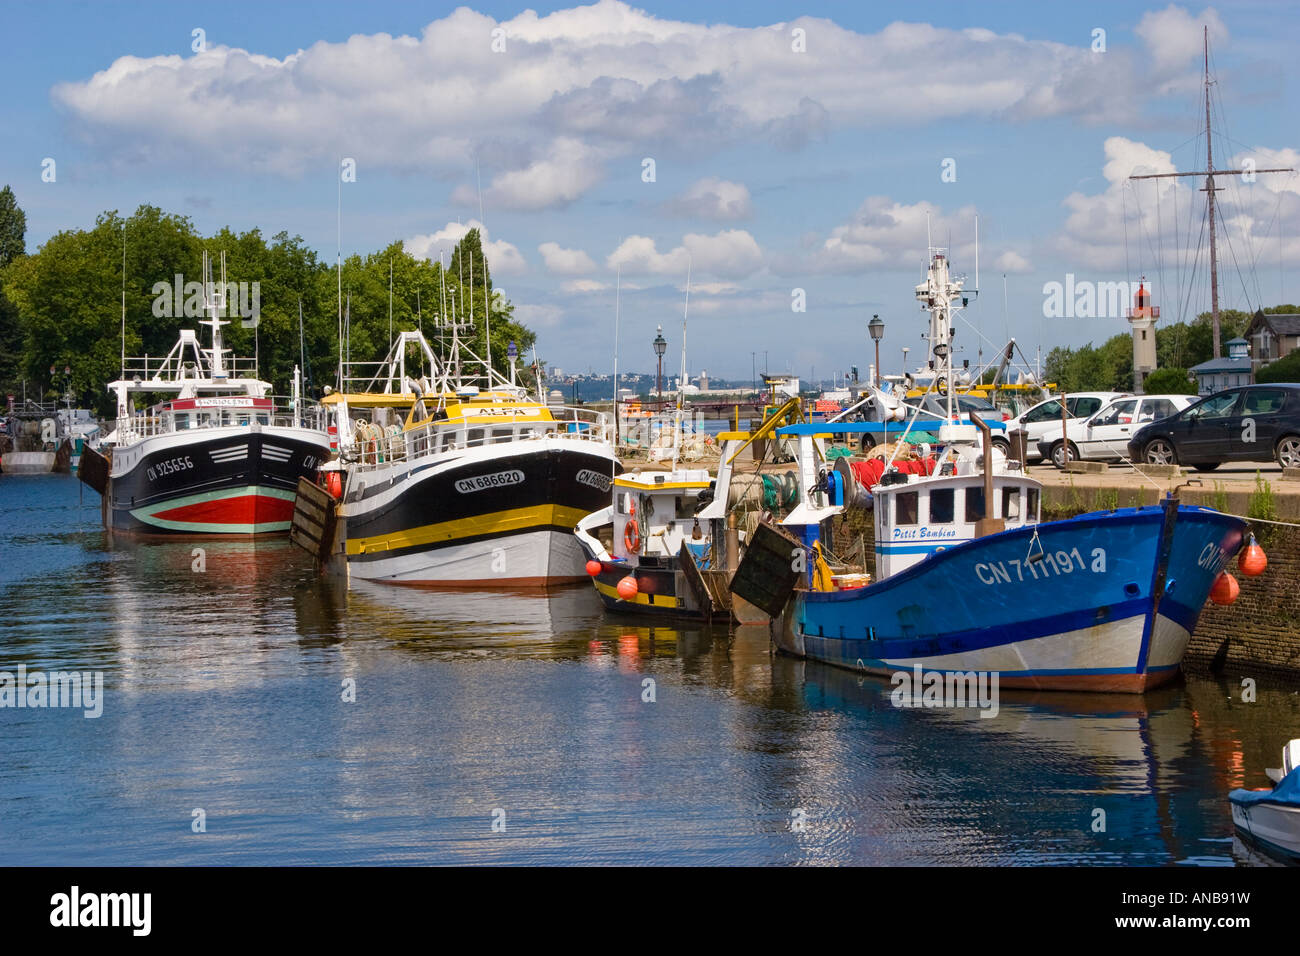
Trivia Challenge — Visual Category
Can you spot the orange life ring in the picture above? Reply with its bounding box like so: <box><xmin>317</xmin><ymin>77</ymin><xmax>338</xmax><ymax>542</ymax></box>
<box><xmin>624</xmin><ymin>519</ymin><xmax>641</xmax><ymax>553</ymax></box>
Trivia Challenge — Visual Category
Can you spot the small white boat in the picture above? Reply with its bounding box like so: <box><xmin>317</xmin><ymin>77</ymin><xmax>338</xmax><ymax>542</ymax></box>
<box><xmin>1229</xmin><ymin>738</ymin><xmax>1300</xmax><ymax>864</ymax></box>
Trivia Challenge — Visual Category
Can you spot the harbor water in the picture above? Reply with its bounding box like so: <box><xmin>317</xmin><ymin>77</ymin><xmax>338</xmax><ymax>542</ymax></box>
<box><xmin>2</xmin><ymin>474</ymin><xmax>1297</xmax><ymax>866</ymax></box>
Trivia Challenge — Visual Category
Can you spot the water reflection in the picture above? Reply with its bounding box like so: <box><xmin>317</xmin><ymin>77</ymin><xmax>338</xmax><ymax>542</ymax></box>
<box><xmin>2</xmin><ymin>476</ymin><xmax>1299</xmax><ymax>864</ymax></box>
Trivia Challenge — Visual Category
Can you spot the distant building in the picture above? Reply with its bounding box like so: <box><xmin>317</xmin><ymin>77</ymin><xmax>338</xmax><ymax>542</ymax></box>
<box><xmin>1190</xmin><ymin>337</ymin><xmax>1253</xmax><ymax>395</ymax></box>
<box><xmin>1245</xmin><ymin>310</ymin><xmax>1300</xmax><ymax>370</ymax></box>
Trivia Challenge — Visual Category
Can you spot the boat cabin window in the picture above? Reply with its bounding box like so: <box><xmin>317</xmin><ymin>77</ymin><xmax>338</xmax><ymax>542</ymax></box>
<box><xmin>674</xmin><ymin>495</ymin><xmax>696</xmax><ymax>519</ymax></box>
<box><xmin>467</xmin><ymin>428</ymin><xmax>484</xmax><ymax>446</ymax></box>
<box><xmin>440</xmin><ymin>430</ymin><xmax>456</xmax><ymax>452</ymax></box>
<box><xmin>895</xmin><ymin>490</ymin><xmax>919</xmax><ymax>525</ymax></box>
<box><xmin>175</xmin><ymin>413</ymin><xmax>191</xmax><ymax>430</ymax></box>
<box><xmin>1027</xmin><ymin>487</ymin><xmax>1040</xmax><ymax>520</ymax></box>
<box><xmin>256</xmin><ymin>412</ymin><xmax>270</xmax><ymax>425</ymax></box>
<box><xmin>929</xmin><ymin>488</ymin><xmax>954</xmax><ymax>524</ymax></box>
<box><xmin>492</xmin><ymin>428</ymin><xmax>513</xmax><ymax>444</ymax></box>
<box><xmin>964</xmin><ymin>487</ymin><xmax>985</xmax><ymax>523</ymax></box>
<box><xmin>1002</xmin><ymin>486</ymin><xmax>1021</xmax><ymax>522</ymax></box>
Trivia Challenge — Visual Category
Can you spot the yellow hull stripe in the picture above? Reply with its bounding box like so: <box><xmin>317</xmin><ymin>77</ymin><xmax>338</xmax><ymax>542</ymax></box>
<box><xmin>592</xmin><ymin>577</ymin><xmax>682</xmax><ymax>608</ymax></box>
<box><xmin>346</xmin><ymin>503</ymin><xmax>589</xmax><ymax>556</ymax></box>
<box><xmin>613</xmin><ymin>478</ymin><xmax>710</xmax><ymax>490</ymax></box>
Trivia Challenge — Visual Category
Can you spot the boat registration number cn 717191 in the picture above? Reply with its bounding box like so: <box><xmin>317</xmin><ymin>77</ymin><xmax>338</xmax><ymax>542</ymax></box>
<box><xmin>974</xmin><ymin>547</ymin><xmax>1107</xmax><ymax>585</ymax></box>
<box><xmin>455</xmin><ymin>470</ymin><xmax>525</xmax><ymax>494</ymax></box>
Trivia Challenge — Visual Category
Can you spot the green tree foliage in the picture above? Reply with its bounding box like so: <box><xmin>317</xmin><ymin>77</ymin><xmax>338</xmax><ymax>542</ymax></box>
<box><xmin>1255</xmin><ymin>350</ymin><xmax>1300</xmax><ymax>384</ymax></box>
<box><xmin>0</xmin><ymin>185</ymin><xmax>27</xmax><ymax>391</ymax></box>
<box><xmin>1142</xmin><ymin>366</ymin><xmax>1197</xmax><ymax>394</ymax></box>
<box><xmin>1044</xmin><ymin>306</ymin><xmax>1293</xmax><ymax>393</ymax></box>
<box><xmin>0</xmin><ymin>186</ymin><xmax>24</xmax><ymax>266</ymax></box>
<box><xmin>0</xmin><ymin>207</ymin><xmax>535</xmax><ymax>416</ymax></box>
<box><xmin>1043</xmin><ymin>333</ymin><xmax>1132</xmax><ymax>392</ymax></box>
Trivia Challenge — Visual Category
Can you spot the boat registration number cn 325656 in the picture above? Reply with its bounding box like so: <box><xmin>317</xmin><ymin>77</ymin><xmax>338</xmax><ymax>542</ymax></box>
<box><xmin>974</xmin><ymin>547</ymin><xmax>1107</xmax><ymax>585</ymax></box>
<box><xmin>455</xmin><ymin>470</ymin><xmax>525</xmax><ymax>494</ymax></box>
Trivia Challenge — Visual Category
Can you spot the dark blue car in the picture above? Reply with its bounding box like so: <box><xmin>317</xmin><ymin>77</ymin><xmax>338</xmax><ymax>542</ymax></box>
<box><xmin>1127</xmin><ymin>383</ymin><xmax>1300</xmax><ymax>470</ymax></box>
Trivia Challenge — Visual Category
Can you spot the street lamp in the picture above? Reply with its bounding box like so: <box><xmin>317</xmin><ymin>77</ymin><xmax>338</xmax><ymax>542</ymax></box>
<box><xmin>653</xmin><ymin>325</ymin><xmax>667</xmax><ymax>403</ymax></box>
<box><xmin>868</xmin><ymin>313</ymin><xmax>884</xmax><ymax>387</ymax></box>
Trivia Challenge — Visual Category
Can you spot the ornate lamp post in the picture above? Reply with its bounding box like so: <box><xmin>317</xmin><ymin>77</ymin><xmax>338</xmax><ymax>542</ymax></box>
<box><xmin>653</xmin><ymin>325</ymin><xmax>667</xmax><ymax>403</ymax></box>
<box><xmin>868</xmin><ymin>314</ymin><xmax>884</xmax><ymax>387</ymax></box>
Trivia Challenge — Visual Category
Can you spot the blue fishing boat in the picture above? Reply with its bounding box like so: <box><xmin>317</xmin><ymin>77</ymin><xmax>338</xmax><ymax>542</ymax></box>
<box><xmin>1230</xmin><ymin>738</ymin><xmax>1300</xmax><ymax>863</ymax></box>
<box><xmin>732</xmin><ymin>250</ymin><xmax>1250</xmax><ymax>693</ymax></box>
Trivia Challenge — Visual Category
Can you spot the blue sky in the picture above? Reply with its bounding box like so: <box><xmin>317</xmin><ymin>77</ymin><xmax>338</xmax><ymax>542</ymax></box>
<box><xmin>1</xmin><ymin>1</ymin><xmax>1296</xmax><ymax>383</ymax></box>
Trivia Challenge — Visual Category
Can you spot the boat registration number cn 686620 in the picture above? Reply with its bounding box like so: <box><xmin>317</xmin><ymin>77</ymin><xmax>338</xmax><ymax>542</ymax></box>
<box><xmin>455</xmin><ymin>470</ymin><xmax>525</xmax><ymax>494</ymax></box>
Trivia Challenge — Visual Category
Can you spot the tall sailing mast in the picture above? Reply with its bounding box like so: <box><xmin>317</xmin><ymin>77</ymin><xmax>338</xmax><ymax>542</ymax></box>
<box><xmin>1129</xmin><ymin>26</ymin><xmax>1294</xmax><ymax>358</ymax></box>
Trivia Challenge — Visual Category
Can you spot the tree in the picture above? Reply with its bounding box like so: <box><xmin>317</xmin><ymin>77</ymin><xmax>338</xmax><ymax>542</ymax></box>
<box><xmin>0</xmin><ymin>185</ymin><xmax>27</xmax><ymax>391</ymax></box>
<box><xmin>0</xmin><ymin>207</ymin><xmax>538</xmax><ymax>414</ymax></box>
<box><xmin>1256</xmin><ymin>351</ymin><xmax>1300</xmax><ymax>384</ymax></box>
<box><xmin>0</xmin><ymin>185</ymin><xmax>24</xmax><ymax>267</ymax></box>
<box><xmin>1142</xmin><ymin>366</ymin><xmax>1197</xmax><ymax>394</ymax></box>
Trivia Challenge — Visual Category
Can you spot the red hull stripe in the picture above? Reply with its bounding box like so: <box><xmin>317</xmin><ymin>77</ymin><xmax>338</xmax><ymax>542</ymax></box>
<box><xmin>152</xmin><ymin>494</ymin><xmax>295</xmax><ymax>526</ymax></box>
<box><xmin>129</xmin><ymin>485</ymin><xmax>299</xmax><ymax>534</ymax></box>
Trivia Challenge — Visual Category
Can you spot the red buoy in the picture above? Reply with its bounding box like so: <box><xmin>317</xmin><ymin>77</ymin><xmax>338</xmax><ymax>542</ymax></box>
<box><xmin>616</xmin><ymin>576</ymin><xmax>639</xmax><ymax>600</ymax></box>
<box><xmin>325</xmin><ymin>471</ymin><xmax>343</xmax><ymax>499</ymax></box>
<box><xmin>585</xmin><ymin>559</ymin><xmax>602</xmax><ymax>576</ymax></box>
<box><xmin>1210</xmin><ymin>571</ymin><xmax>1240</xmax><ymax>606</ymax></box>
<box><xmin>1238</xmin><ymin>535</ymin><xmax>1267</xmax><ymax>577</ymax></box>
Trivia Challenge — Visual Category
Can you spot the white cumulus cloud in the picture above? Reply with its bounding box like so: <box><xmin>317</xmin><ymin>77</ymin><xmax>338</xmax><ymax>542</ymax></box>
<box><xmin>539</xmin><ymin>241</ymin><xmax>598</xmax><ymax>275</ymax></box>
<box><xmin>667</xmin><ymin>178</ymin><xmax>753</xmax><ymax>220</ymax></box>
<box><xmin>607</xmin><ymin>230</ymin><xmax>764</xmax><ymax>279</ymax></box>
<box><xmin>404</xmin><ymin>219</ymin><xmax>527</xmax><ymax>275</ymax></box>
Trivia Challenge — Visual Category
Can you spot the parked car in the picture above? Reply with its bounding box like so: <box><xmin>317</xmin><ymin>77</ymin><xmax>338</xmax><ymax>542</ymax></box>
<box><xmin>1006</xmin><ymin>392</ymin><xmax>1129</xmax><ymax>462</ymax></box>
<box><xmin>1037</xmin><ymin>394</ymin><xmax>1196</xmax><ymax>468</ymax></box>
<box><xmin>1127</xmin><ymin>383</ymin><xmax>1300</xmax><ymax>471</ymax></box>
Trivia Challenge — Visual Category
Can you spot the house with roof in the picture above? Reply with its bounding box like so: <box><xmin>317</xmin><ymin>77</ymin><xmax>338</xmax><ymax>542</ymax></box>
<box><xmin>1190</xmin><ymin>337</ymin><xmax>1253</xmax><ymax>395</ymax></box>
<box><xmin>1245</xmin><ymin>309</ymin><xmax>1300</xmax><ymax>370</ymax></box>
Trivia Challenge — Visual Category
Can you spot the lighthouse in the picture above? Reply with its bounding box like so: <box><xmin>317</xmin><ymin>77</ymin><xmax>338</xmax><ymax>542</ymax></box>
<box><xmin>1126</xmin><ymin>278</ymin><xmax>1159</xmax><ymax>393</ymax></box>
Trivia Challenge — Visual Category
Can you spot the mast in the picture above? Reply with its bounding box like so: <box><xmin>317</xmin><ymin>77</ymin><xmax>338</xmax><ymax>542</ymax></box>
<box><xmin>672</xmin><ymin>262</ymin><xmax>690</xmax><ymax>471</ymax></box>
<box><xmin>120</xmin><ymin>223</ymin><xmax>126</xmax><ymax>379</ymax></box>
<box><xmin>337</xmin><ymin>159</ymin><xmax>343</xmax><ymax>388</ymax></box>
<box><xmin>201</xmin><ymin>251</ymin><xmax>230</xmax><ymax>381</ymax></box>
<box><xmin>1203</xmin><ymin>26</ymin><xmax>1221</xmax><ymax>358</ymax></box>
<box><xmin>612</xmin><ymin>265</ymin><xmax>621</xmax><ymax>457</ymax></box>
<box><xmin>1128</xmin><ymin>26</ymin><xmax>1294</xmax><ymax>358</ymax></box>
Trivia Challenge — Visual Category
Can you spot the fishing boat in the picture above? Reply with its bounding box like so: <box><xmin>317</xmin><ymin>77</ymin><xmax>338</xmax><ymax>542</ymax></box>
<box><xmin>1229</xmin><ymin>738</ymin><xmax>1300</xmax><ymax>863</ymax></box>
<box><xmin>0</xmin><ymin>398</ymin><xmax>73</xmax><ymax>474</ymax></box>
<box><xmin>321</xmin><ymin>324</ymin><xmax>619</xmax><ymax>588</ymax></box>
<box><xmin>574</xmin><ymin>431</ymin><xmax>753</xmax><ymax>620</ymax></box>
<box><xmin>79</xmin><ymin>254</ymin><xmax>331</xmax><ymax>535</ymax></box>
<box><xmin>731</xmin><ymin>249</ymin><xmax>1251</xmax><ymax>692</ymax></box>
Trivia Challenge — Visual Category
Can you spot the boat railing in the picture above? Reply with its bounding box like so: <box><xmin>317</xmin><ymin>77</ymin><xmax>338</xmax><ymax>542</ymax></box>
<box><xmin>343</xmin><ymin>405</ymin><xmax>612</xmax><ymax>471</ymax></box>
<box><xmin>115</xmin><ymin>397</ymin><xmax>328</xmax><ymax>442</ymax></box>
<box><xmin>119</xmin><ymin>354</ymin><xmax>261</xmax><ymax>383</ymax></box>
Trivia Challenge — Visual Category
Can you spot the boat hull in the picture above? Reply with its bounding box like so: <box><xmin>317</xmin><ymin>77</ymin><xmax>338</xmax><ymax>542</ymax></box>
<box><xmin>1230</xmin><ymin>799</ymin><xmax>1300</xmax><ymax>863</ymax></box>
<box><xmin>342</xmin><ymin>440</ymin><xmax>619</xmax><ymax>587</ymax></box>
<box><xmin>776</xmin><ymin>504</ymin><xmax>1246</xmax><ymax>693</ymax></box>
<box><xmin>105</xmin><ymin>426</ymin><xmax>332</xmax><ymax>536</ymax></box>
<box><xmin>583</xmin><ymin>556</ymin><xmax>699</xmax><ymax>618</ymax></box>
